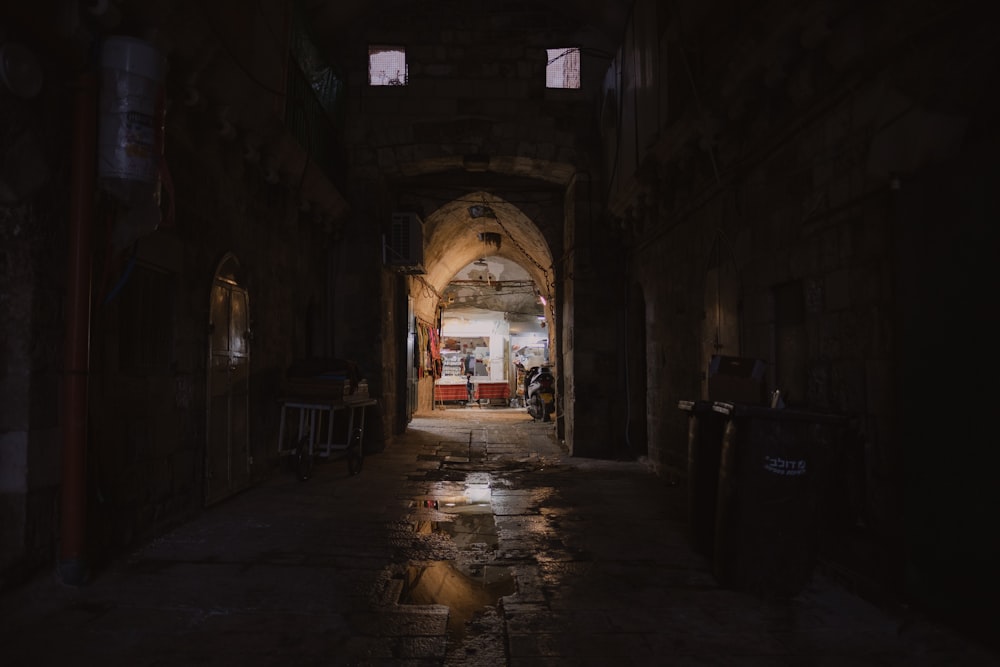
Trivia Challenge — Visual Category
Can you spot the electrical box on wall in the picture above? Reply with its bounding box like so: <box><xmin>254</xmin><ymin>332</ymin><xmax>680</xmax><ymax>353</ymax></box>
<box><xmin>384</xmin><ymin>211</ymin><xmax>425</xmax><ymax>273</ymax></box>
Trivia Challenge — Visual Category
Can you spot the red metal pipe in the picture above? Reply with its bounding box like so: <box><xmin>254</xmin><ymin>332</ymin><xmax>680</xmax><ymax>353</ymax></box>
<box><xmin>59</xmin><ymin>69</ymin><xmax>97</xmax><ymax>585</ymax></box>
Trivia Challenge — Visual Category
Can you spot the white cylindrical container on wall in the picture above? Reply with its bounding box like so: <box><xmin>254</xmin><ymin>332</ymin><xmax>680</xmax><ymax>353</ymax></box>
<box><xmin>97</xmin><ymin>36</ymin><xmax>166</xmax><ymax>203</ymax></box>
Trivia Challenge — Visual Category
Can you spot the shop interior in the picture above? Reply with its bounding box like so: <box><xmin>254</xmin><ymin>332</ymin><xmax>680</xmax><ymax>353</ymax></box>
<box><xmin>435</xmin><ymin>255</ymin><xmax>550</xmax><ymax>406</ymax></box>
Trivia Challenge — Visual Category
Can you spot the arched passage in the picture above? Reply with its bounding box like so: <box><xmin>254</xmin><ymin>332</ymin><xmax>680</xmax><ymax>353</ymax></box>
<box><xmin>408</xmin><ymin>193</ymin><xmax>557</xmax><ymax>415</ymax></box>
<box><xmin>417</xmin><ymin>192</ymin><xmax>556</xmax><ymax>309</ymax></box>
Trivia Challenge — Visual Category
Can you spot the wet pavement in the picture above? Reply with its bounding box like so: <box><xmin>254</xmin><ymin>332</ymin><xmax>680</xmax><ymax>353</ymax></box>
<box><xmin>1</xmin><ymin>407</ymin><xmax>998</xmax><ymax>666</ymax></box>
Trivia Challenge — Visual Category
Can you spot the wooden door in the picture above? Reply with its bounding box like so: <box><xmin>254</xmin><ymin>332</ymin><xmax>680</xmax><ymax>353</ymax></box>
<box><xmin>206</xmin><ymin>255</ymin><xmax>251</xmax><ymax>506</ymax></box>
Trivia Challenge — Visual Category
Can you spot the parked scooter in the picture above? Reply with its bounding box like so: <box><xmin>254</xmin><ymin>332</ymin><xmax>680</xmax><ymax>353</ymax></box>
<box><xmin>525</xmin><ymin>365</ymin><xmax>555</xmax><ymax>422</ymax></box>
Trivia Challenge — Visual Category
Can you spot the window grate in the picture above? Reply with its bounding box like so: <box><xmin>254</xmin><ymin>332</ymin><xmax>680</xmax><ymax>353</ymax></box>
<box><xmin>546</xmin><ymin>48</ymin><xmax>581</xmax><ymax>89</ymax></box>
<box><xmin>369</xmin><ymin>46</ymin><xmax>408</xmax><ymax>86</ymax></box>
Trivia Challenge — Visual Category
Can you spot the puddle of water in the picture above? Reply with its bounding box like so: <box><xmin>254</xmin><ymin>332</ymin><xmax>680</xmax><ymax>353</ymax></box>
<box><xmin>399</xmin><ymin>560</ymin><xmax>515</xmax><ymax>641</ymax></box>
<box><xmin>437</xmin><ymin>512</ymin><xmax>498</xmax><ymax>549</ymax></box>
<box><xmin>403</xmin><ymin>485</ymin><xmax>513</xmax><ymax>642</ymax></box>
<box><xmin>412</xmin><ymin>496</ymin><xmax>497</xmax><ymax>548</ymax></box>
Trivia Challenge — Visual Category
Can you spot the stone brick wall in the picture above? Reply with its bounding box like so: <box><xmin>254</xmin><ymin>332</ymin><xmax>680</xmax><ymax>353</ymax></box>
<box><xmin>561</xmin><ymin>174</ymin><xmax>628</xmax><ymax>457</ymax></box>
<box><xmin>338</xmin><ymin>0</ymin><xmax>613</xmax><ymax>451</ymax></box>
<box><xmin>341</xmin><ymin>0</ymin><xmax>598</xmax><ymax>184</ymax></box>
<box><xmin>2</xmin><ymin>32</ymin><xmax>346</xmax><ymax>582</ymax></box>
<box><xmin>81</xmin><ymin>95</ymin><xmax>337</xmax><ymax>559</ymax></box>
<box><xmin>0</xmin><ymin>61</ymin><xmax>71</xmax><ymax>588</ymax></box>
<box><xmin>606</xmin><ymin>0</ymin><xmax>1000</xmax><ymax>606</ymax></box>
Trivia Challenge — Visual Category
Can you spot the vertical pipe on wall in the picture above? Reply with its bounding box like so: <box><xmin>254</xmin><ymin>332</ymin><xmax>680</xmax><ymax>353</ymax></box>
<box><xmin>59</xmin><ymin>69</ymin><xmax>97</xmax><ymax>585</ymax></box>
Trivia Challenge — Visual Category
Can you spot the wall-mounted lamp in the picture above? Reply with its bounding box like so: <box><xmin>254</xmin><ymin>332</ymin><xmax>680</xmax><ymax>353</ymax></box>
<box><xmin>478</xmin><ymin>231</ymin><xmax>502</xmax><ymax>249</ymax></box>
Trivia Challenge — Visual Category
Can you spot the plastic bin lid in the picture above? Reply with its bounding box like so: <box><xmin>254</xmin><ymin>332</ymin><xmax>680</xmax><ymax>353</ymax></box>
<box><xmin>679</xmin><ymin>399</ymin><xmax>717</xmax><ymax>412</ymax></box>
<box><xmin>712</xmin><ymin>400</ymin><xmax>846</xmax><ymax>422</ymax></box>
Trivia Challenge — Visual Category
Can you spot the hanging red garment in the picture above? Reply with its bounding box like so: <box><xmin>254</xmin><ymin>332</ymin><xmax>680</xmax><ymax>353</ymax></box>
<box><xmin>415</xmin><ymin>323</ymin><xmax>428</xmax><ymax>377</ymax></box>
<box><xmin>428</xmin><ymin>327</ymin><xmax>441</xmax><ymax>361</ymax></box>
<box><xmin>426</xmin><ymin>324</ymin><xmax>442</xmax><ymax>378</ymax></box>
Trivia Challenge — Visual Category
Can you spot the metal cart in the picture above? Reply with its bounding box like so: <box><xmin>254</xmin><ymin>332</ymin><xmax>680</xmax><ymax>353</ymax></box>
<box><xmin>277</xmin><ymin>396</ymin><xmax>378</xmax><ymax>479</ymax></box>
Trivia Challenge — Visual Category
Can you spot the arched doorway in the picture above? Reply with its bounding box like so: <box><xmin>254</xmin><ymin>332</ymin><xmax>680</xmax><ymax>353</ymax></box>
<box><xmin>436</xmin><ymin>255</ymin><xmax>549</xmax><ymax>409</ymax></box>
<box><xmin>205</xmin><ymin>253</ymin><xmax>251</xmax><ymax>506</ymax></box>
<box><xmin>405</xmin><ymin>193</ymin><xmax>557</xmax><ymax>417</ymax></box>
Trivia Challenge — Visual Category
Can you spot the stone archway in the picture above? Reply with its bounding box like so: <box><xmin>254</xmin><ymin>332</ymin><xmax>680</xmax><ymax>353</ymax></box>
<box><xmin>408</xmin><ymin>193</ymin><xmax>557</xmax><ymax>415</ymax></box>
<box><xmin>418</xmin><ymin>192</ymin><xmax>555</xmax><ymax>305</ymax></box>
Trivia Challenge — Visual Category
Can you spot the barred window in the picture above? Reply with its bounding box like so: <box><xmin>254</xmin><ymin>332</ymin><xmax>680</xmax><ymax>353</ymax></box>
<box><xmin>546</xmin><ymin>48</ymin><xmax>580</xmax><ymax>89</ymax></box>
<box><xmin>369</xmin><ymin>46</ymin><xmax>407</xmax><ymax>86</ymax></box>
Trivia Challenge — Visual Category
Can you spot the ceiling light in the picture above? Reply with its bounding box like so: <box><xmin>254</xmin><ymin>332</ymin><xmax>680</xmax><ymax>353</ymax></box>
<box><xmin>478</xmin><ymin>231</ymin><xmax>502</xmax><ymax>249</ymax></box>
<box><xmin>468</xmin><ymin>205</ymin><xmax>494</xmax><ymax>218</ymax></box>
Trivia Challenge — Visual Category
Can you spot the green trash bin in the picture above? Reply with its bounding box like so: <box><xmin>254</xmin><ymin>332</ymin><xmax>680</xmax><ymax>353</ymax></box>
<box><xmin>712</xmin><ymin>402</ymin><xmax>846</xmax><ymax>597</ymax></box>
<box><xmin>678</xmin><ymin>399</ymin><xmax>727</xmax><ymax>557</ymax></box>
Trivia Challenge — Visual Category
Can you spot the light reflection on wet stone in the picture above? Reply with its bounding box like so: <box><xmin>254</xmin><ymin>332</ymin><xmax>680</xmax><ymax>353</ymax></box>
<box><xmin>398</xmin><ymin>489</ymin><xmax>517</xmax><ymax>648</ymax></box>
<box><xmin>399</xmin><ymin>561</ymin><xmax>515</xmax><ymax>642</ymax></box>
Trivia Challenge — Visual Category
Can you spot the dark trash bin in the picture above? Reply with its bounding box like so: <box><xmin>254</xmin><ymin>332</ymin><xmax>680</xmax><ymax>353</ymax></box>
<box><xmin>678</xmin><ymin>399</ymin><xmax>728</xmax><ymax>557</ymax></box>
<box><xmin>711</xmin><ymin>401</ymin><xmax>846</xmax><ymax>597</ymax></box>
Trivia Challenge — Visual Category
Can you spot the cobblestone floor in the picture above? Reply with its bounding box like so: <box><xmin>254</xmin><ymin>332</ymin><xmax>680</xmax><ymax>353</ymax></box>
<box><xmin>1</xmin><ymin>407</ymin><xmax>997</xmax><ymax>666</ymax></box>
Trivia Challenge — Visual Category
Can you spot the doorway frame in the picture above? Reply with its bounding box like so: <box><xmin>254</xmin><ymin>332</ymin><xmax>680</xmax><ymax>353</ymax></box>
<box><xmin>204</xmin><ymin>252</ymin><xmax>252</xmax><ymax>506</ymax></box>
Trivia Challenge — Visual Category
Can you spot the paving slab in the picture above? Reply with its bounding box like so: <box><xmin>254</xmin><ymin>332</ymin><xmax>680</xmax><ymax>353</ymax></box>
<box><xmin>0</xmin><ymin>407</ymin><xmax>997</xmax><ymax>667</ymax></box>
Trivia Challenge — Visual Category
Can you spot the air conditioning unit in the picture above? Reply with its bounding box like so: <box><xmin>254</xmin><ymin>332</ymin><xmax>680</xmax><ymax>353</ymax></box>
<box><xmin>385</xmin><ymin>211</ymin><xmax>424</xmax><ymax>272</ymax></box>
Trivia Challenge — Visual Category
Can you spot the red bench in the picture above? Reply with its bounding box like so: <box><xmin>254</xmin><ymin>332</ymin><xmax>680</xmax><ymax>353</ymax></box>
<box><xmin>474</xmin><ymin>382</ymin><xmax>509</xmax><ymax>400</ymax></box>
<box><xmin>434</xmin><ymin>383</ymin><xmax>468</xmax><ymax>402</ymax></box>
